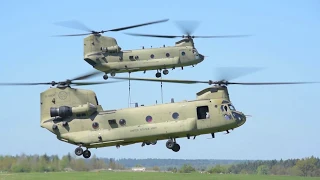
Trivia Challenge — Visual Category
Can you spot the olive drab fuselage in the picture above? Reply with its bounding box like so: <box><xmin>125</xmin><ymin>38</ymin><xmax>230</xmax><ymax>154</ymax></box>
<box><xmin>83</xmin><ymin>35</ymin><xmax>205</xmax><ymax>74</ymax></box>
<box><xmin>40</xmin><ymin>86</ymin><xmax>246</xmax><ymax>148</ymax></box>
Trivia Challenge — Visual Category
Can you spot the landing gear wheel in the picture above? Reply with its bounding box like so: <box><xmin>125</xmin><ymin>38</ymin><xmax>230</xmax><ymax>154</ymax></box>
<box><xmin>155</xmin><ymin>72</ymin><xmax>161</xmax><ymax>78</ymax></box>
<box><xmin>75</xmin><ymin>147</ymin><xmax>83</xmax><ymax>156</ymax></box>
<box><xmin>163</xmin><ymin>69</ymin><xmax>169</xmax><ymax>75</ymax></box>
<box><xmin>172</xmin><ymin>143</ymin><xmax>180</xmax><ymax>152</ymax></box>
<box><xmin>166</xmin><ymin>140</ymin><xmax>174</xmax><ymax>149</ymax></box>
<box><xmin>103</xmin><ymin>74</ymin><xmax>108</xmax><ymax>80</ymax></box>
<box><xmin>110</xmin><ymin>72</ymin><xmax>116</xmax><ymax>77</ymax></box>
<box><xmin>151</xmin><ymin>141</ymin><xmax>157</xmax><ymax>145</ymax></box>
<box><xmin>83</xmin><ymin>150</ymin><xmax>91</xmax><ymax>158</ymax></box>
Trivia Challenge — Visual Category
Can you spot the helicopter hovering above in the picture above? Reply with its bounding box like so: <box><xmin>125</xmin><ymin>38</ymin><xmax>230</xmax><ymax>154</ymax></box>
<box><xmin>0</xmin><ymin>70</ymin><xmax>318</xmax><ymax>159</ymax></box>
<box><xmin>54</xmin><ymin>19</ymin><xmax>249</xmax><ymax>80</ymax></box>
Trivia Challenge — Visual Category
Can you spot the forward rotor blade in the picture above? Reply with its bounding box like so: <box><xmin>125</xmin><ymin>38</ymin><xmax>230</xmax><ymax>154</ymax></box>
<box><xmin>125</xmin><ymin>33</ymin><xmax>250</xmax><ymax>39</ymax></box>
<box><xmin>111</xmin><ymin>77</ymin><xmax>320</xmax><ymax>86</ymax></box>
<box><xmin>192</xmin><ymin>35</ymin><xmax>251</xmax><ymax>38</ymax></box>
<box><xmin>213</xmin><ymin>67</ymin><xmax>265</xmax><ymax>81</ymax></box>
<box><xmin>175</xmin><ymin>20</ymin><xmax>200</xmax><ymax>35</ymax></box>
<box><xmin>0</xmin><ymin>82</ymin><xmax>52</xmax><ymax>86</ymax></box>
<box><xmin>104</xmin><ymin>19</ymin><xmax>169</xmax><ymax>32</ymax></box>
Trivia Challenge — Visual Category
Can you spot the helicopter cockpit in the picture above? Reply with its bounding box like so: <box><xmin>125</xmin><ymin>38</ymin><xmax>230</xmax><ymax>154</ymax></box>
<box><xmin>220</xmin><ymin>100</ymin><xmax>246</xmax><ymax>123</ymax></box>
<box><xmin>220</xmin><ymin>100</ymin><xmax>236</xmax><ymax>112</ymax></box>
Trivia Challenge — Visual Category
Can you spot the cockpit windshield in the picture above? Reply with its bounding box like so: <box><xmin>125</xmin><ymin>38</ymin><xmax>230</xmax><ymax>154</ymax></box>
<box><xmin>220</xmin><ymin>102</ymin><xmax>236</xmax><ymax>112</ymax></box>
<box><xmin>228</xmin><ymin>104</ymin><xmax>236</xmax><ymax>111</ymax></box>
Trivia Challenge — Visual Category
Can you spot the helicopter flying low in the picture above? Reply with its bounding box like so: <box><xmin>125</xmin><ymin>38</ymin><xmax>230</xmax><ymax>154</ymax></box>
<box><xmin>1</xmin><ymin>70</ymin><xmax>318</xmax><ymax>159</ymax></box>
<box><xmin>54</xmin><ymin>19</ymin><xmax>249</xmax><ymax>80</ymax></box>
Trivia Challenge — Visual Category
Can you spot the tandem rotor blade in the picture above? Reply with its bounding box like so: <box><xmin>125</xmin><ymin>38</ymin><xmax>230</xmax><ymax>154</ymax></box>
<box><xmin>0</xmin><ymin>70</ymin><xmax>120</xmax><ymax>87</ymax></box>
<box><xmin>110</xmin><ymin>77</ymin><xmax>320</xmax><ymax>86</ymax></box>
<box><xmin>54</xmin><ymin>19</ymin><xmax>169</xmax><ymax>37</ymax></box>
<box><xmin>125</xmin><ymin>20</ymin><xmax>250</xmax><ymax>39</ymax></box>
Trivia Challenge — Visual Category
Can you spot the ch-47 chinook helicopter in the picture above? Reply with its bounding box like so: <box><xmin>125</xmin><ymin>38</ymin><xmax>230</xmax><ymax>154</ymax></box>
<box><xmin>54</xmin><ymin>19</ymin><xmax>249</xmax><ymax>80</ymax></box>
<box><xmin>1</xmin><ymin>70</ymin><xmax>318</xmax><ymax>159</ymax></box>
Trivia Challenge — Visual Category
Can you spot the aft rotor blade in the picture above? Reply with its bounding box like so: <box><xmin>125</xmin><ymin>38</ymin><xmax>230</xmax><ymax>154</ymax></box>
<box><xmin>70</xmin><ymin>70</ymin><xmax>102</xmax><ymax>81</ymax></box>
<box><xmin>52</xmin><ymin>33</ymin><xmax>93</xmax><ymax>37</ymax></box>
<box><xmin>54</xmin><ymin>20</ymin><xmax>93</xmax><ymax>32</ymax></box>
<box><xmin>104</xmin><ymin>19</ymin><xmax>169</xmax><ymax>32</ymax></box>
<box><xmin>226</xmin><ymin>81</ymin><xmax>320</xmax><ymax>85</ymax></box>
<box><xmin>72</xmin><ymin>81</ymin><xmax>120</xmax><ymax>86</ymax></box>
<box><xmin>0</xmin><ymin>82</ymin><xmax>52</xmax><ymax>86</ymax></box>
<box><xmin>110</xmin><ymin>77</ymin><xmax>209</xmax><ymax>84</ymax></box>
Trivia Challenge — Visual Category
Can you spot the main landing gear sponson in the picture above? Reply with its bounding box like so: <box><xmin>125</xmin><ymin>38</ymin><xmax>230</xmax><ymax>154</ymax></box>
<box><xmin>166</xmin><ymin>139</ymin><xmax>180</xmax><ymax>152</ymax></box>
<box><xmin>75</xmin><ymin>146</ymin><xmax>91</xmax><ymax>158</ymax></box>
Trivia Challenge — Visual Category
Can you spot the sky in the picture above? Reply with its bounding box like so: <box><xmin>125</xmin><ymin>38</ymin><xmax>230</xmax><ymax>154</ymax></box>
<box><xmin>0</xmin><ymin>0</ymin><xmax>320</xmax><ymax>160</ymax></box>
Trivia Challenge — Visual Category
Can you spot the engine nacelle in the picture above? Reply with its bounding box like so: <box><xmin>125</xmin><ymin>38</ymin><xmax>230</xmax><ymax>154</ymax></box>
<box><xmin>100</xmin><ymin>45</ymin><xmax>121</xmax><ymax>53</ymax></box>
<box><xmin>50</xmin><ymin>102</ymin><xmax>97</xmax><ymax>118</ymax></box>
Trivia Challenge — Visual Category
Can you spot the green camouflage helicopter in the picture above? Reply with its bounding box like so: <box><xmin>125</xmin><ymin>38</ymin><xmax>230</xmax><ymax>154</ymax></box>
<box><xmin>54</xmin><ymin>19</ymin><xmax>248</xmax><ymax>80</ymax></box>
<box><xmin>0</xmin><ymin>70</ymin><xmax>318</xmax><ymax>159</ymax></box>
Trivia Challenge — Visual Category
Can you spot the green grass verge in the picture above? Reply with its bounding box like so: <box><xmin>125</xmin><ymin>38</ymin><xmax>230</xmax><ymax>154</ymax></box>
<box><xmin>0</xmin><ymin>171</ymin><xmax>320</xmax><ymax>180</ymax></box>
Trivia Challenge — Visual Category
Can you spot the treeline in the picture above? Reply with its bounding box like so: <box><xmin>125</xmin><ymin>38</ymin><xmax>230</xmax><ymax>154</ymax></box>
<box><xmin>0</xmin><ymin>153</ymin><xmax>320</xmax><ymax>177</ymax></box>
<box><xmin>0</xmin><ymin>153</ymin><xmax>124</xmax><ymax>173</ymax></box>
<box><xmin>114</xmin><ymin>158</ymin><xmax>246</xmax><ymax>170</ymax></box>
<box><xmin>164</xmin><ymin>156</ymin><xmax>320</xmax><ymax>177</ymax></box>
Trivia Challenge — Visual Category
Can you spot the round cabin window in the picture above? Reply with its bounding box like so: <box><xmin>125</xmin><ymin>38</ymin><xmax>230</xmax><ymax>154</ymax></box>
<box><xmin>172</xmin><ymin>112</ymin><xmax>179</xmax><ymax>119</ymax></box>
<box><xmin>119</xmin><ymin>119</ymin><xmax>126</xmax><ymax>126</ymax></box>
<box><xmin>181</xmin><ymin>51</ymin><xmax>185</xmax><ymax>56</ymax></box>
<box><xmin>92</xmin><ymin>122</ymin><xmax>99</xmax><ymax>129</ymax></box>
<box><xmin>150</xmin><ymin>54</ymin><xmax>154</xmax><ymax>58</ymax></box>
<box><xmin>146</xmin><ymin>115</ymin><xmax>152</xmax><ymax>123</ymax></box>
<box><xmin>166</xmin><ymin>53</ymin><xmax>170</xmax><ymax>57</ymax></box>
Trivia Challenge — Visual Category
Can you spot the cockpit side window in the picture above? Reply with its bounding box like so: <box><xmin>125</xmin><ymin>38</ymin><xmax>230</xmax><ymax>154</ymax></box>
<box><xmin>228</xmin><ymin>104</ymin><xmax>236</xmax><ymax>111</ymax></box>
<box><xmin>224</xmin><ymin>105</ymin><xmax>228</xmax><ymax>111</ymax></box>
<box><xmin>95</xmin><ymin>96</ymin><xmax>99</xmax><ymax>105</ymax></box>
<box><xmin>221</xmin><ymin>105</ymin><xmax>225</xmax><ymax>112</ymax></box>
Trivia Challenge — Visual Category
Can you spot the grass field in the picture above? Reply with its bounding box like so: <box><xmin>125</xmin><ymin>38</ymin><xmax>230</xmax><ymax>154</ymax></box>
<box><xmin>1</xmin><ymin>171</ymin><xmax>320</xmax><ymax>180</ymax></box>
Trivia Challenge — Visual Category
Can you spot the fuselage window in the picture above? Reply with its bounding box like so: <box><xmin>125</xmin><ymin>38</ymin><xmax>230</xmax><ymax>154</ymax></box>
<box><xmin>196</xmin><ymin>106</ymin><xmax>209</xmax><ymax>120</ymax></box>
<box><xmin>150</xmin><ymin>54</ymin><xmax>154</xmax><ymax>59</ymax></box>
<box><xmin>146</xmin><ymin>115</ymin><xmax>153</xmax><ymax>122</ymax></box>
<box><xmin>119</xmin><ymin>119</ymin><xmax>126</xmax><ymax>126</ymax></box>
<box><xmin>181</xmin><ymin>51</ymin><xmax>185</xmax><ymax>56</ymax></box>
<box><xmin>172</xmin><ymin>112</ymin><xmax>179</xmax><ymax>119</ymax></box>
<box><xmin>166</xmin><ymin>53</ymin><xmax>170</xmax><ymax>57</ymax></box>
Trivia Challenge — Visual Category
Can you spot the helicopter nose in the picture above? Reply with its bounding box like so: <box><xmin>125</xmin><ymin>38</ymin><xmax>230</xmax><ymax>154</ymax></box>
<box><xmin>231</xmin><ymin>111</ymin><xmax>246</xmax><ymax>127</ymax></box>
<box><xmin>199</xmin><ymin>54</ymin><xmax>205</xmax><ymax>61</ymax></box>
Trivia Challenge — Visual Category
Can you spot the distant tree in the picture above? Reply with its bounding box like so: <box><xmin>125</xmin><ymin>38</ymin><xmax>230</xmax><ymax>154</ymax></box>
<box><xmin>257</xmin><ymin>165</ymin><xmax>270</xmax><ymax>175</ymax></box>
<box><xmin>179</xmin><ymin>164</ymin><xmax>196</xmax><ymax>173</ymax></box>
<box><xmin>152</xmin><ymin>166</ymin><xmax>160</xmax><ymax>171</ymax></box>
<box><xmin>295</xmin><ymin>156</ymin><xmax>317</xmax><ymax>176</ymax></box>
